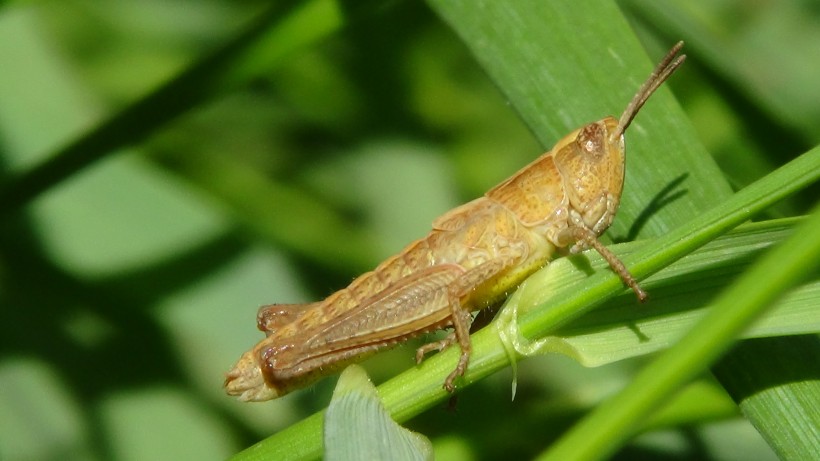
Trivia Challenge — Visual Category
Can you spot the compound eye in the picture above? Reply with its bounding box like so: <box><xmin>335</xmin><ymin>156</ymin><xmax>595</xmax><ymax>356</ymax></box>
<box><xmin>577</xmin><ymin>123</ymin><xmax>604</xmax><ymax>155</ymax></box>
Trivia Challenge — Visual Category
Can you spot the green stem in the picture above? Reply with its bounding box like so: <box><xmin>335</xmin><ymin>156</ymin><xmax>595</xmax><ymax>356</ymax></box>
<box><xmin>537</xmin><ymin>199</ymin><xmax>820</xmax><ymax>461</ymax></box>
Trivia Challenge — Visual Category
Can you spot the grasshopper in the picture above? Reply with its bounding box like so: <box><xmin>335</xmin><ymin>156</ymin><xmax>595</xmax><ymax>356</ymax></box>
<box><xmin>225</xmin><ymin>42</ymin><xmax>686</xmax><ymax>401</ymax></box>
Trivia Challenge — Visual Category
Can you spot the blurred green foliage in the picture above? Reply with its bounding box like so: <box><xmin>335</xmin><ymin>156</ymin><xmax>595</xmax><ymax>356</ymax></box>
<box><xmin>0</xmin><ymin>1</ymin><xmax>818</xmax><ymax>460</ymax></box>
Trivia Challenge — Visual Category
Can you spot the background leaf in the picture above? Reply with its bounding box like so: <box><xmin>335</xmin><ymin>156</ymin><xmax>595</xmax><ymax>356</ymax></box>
<box><xmin>325</xmin><ymin>365</ymin><xmax>433</xmax><ymax>461</ymax></box>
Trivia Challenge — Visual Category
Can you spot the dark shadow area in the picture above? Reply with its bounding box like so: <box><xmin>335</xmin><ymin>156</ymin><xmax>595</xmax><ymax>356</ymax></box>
<box><xmin>714</xmin><ymin>335</ymin><xmax>820</xmax><ymax>403</ymax></box>
<box><xmin>612</xmin><ymin>426</ymin><xmax>717</xmax><ymax>461</ymax></box>
<box><xmin>0</xmin><ymin>212</ymin><xmax>265</xmax><ymax>456</ymax></box>
<box><xmin>614</xmin><ymin>173</ymin><xmax>689</xmax><ymax>243</ymax></box>
<box><xmin>96</xmin><ymin>230</ymin><xmax>250</xmax><ymax>309</ymax></box>
<box><xmin>407</xmin><ymin>374</ymin><xmax>580</xmax><ymax>460</ymax></box>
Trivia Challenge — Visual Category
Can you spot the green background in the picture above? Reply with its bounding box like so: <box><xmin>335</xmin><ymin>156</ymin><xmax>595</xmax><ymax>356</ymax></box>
<box><xmin>1</xmin><ymin>1</ymin><xmax>818</xmax><ymax>460</ymax></box>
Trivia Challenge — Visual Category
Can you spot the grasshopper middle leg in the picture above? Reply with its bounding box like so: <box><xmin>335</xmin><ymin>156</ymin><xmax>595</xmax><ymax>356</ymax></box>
<box><xmin>416</xmin><ymin>255</ymin><xmax>520</xmax><ymax>391</ymax></box>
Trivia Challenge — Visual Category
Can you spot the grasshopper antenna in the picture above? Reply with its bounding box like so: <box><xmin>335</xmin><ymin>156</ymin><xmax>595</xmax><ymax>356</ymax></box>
<box><xmin>613</xmin><ymin>41</ymin><xmax>686</xmax><ymax>140</ymax></box>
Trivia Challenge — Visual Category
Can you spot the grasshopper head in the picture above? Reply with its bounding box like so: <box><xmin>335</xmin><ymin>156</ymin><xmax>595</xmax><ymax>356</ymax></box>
<box><xmin>552</xmin><ymin>118</ymin><xmax>625</xmax><ymax>236</ymax></box>
<box><xmin>554</xmin><ymin>42</ymin><xmax>686</xmax><ymax>238</ymax></box>
<box><xmin>487</xmin><ymin>43</ymin><xmax>685</xmax><ymax>240</ymax></box>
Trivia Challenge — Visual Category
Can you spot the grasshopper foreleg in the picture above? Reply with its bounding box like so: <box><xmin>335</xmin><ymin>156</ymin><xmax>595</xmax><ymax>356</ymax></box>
<box><xmin>570</xmin><ymin>226</ymin><xmax>647</xmax><ymax>302</ymax></box>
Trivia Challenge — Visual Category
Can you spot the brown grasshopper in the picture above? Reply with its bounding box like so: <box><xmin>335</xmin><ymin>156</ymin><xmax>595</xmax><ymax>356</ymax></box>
<box><xmin>225</xmin><ymin>42</ymin><xmax>685</xmax><ymax>401</ymax></box>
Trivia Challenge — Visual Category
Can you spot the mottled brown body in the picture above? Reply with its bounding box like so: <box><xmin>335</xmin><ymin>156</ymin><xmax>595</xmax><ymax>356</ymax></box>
<box><xmin>225</xmin><ymin>43</ymin><xmax>685</xmax><ymax>401</ymax></box>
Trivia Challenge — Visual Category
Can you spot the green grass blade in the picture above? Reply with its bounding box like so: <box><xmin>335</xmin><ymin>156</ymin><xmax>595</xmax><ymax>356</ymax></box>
<box><xmin>429</xmin><ymin>0</ymin><xmax>732</xmax><ymax>239</ymax></box>
<box><xmin>150</xmin><ymin>146</ymin><xmax>379</xmax><ymax>272</ymax></box>
<box><xmin>713</xmin><ymin>336</ymin><xmax>820</xmax><ymax>461</ymax></box>
<box><xmin>535</xmin><ymin>198</ymin><xmax>820</xmax><ymax>461</ymax></box>
<box><xmin>0</xmin><ymin>0</ymin><xmax>367</xmax><ymax>212</ymax></box>
<box><xmin>231</xmin><ymin>413</ymin><xmax>325</xmax><ymax>461</ymax></box>
<box><xmin>623</xmin><ymin>0</ymin><xmax>820</xmax><ymax>143</ymax></box>
<box><xmin>506</xmin><ymin>220</ymin><xmax>820</xmax><ymax>367</ymax></box>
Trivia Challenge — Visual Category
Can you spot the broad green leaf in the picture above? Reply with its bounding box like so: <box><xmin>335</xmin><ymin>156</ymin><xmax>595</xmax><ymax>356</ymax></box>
<box><xmin>325</xmin><ymin>365</ymin><xmax>432</xmax><ymax>461</ymax></box>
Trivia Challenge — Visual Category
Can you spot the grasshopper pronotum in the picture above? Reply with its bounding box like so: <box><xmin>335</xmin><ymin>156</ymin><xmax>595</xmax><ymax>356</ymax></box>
<box><xmin>225</xmin><ymin>42</ymin><xmax>686</xmax><ymax>401</ymax></box>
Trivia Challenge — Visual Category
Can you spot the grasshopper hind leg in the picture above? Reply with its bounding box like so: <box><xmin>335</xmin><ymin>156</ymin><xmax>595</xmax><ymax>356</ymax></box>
<box><xmin>256</xmin><ymin>302</ymin><xmax>320</xmax><ymax>336</ymax></box>
<box><xmin>443</xmin><ymin>306</ymin><xmax>474</xmax><ymax>391</ymax></box>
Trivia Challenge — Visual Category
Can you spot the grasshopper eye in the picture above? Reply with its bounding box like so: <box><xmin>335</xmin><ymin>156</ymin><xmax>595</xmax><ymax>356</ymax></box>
<box><xmin>577</xmin><ymin>123</ymin><xmax>604</xmax><ymax>156</ymax></box>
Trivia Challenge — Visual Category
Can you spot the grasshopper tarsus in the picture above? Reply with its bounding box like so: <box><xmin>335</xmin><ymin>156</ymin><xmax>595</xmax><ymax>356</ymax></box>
<box><xmin>443</xmin><ymin>348</ymin><xmax>470</xmax><ymax>392</ymax></box>
<box><xmin>226</xmin><ymin>42</ymin><xmax>685</xmax><ymax>402</ymax></box>
<box><xmin>443</xmin><ymin>373</ymin><xmax>458</xmax><ymax>393</ymax></box>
